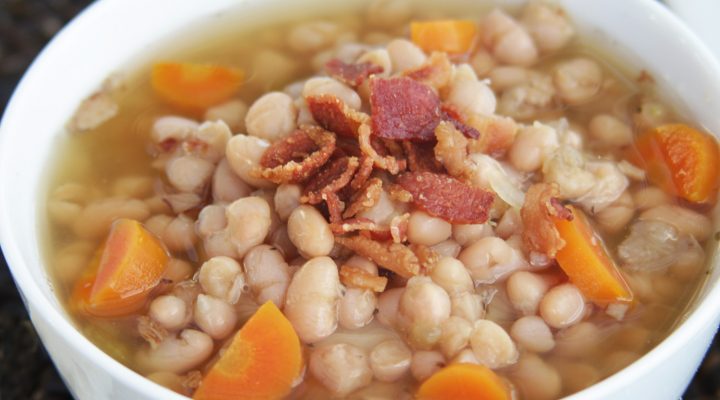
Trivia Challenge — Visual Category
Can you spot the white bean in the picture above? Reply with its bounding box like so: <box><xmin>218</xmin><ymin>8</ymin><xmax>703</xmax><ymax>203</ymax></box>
<box><xmin>310</xmin><ymin>343</ymin><xmax>372</xmax><ymax>396</ymax></box>
<box><xmin>193</xmin><ymin>294</ymin><xmax>237</xmax><ymax>340</ymax></box>
<box><xmin>576</xmin><ymin>161</ymin><xmax>629</xmax><ymax>212</ymax></box>
<box><xmin>430</xmin><ymin>257</ymin><xmax>473</xmax><ymax>295</ymax></box>
<box><xmin>542</xmin><ymin>145</ymin><xmax>595</xmax><ymax>199</ymax></box>
<box><xmin>430</xmin><ymin>240</ymin><xmax>462</xmax><ymax>258</ymax></box>
<box><xmin>149</xmin><ymin>295</ymin><xmax>188</xmax><ymax>331</ymax></box>
<box><xmin>163</xmin><ymin>258</ymin><xmax>193</xmax><ymax>283</ymax></box>
<box><xmin>640</xmin><ymin>204</ymin><xmax>712</xmax><ymax>241</ymax></box>
<box><xmin>244</xmin><ymin>92</ymin><xmax>297</xmax><ymax>142</ymax></box>
<box><xmin>212</xmin><ymin>159</ymin><xmax>252</xmax><ymax>203</ymax></box>
<box><xmin>345</xmin><ymin>255</ymin><xmax>378</xmax><ymax>275</ymax></box>
<box><xmin>269</xmin><ymin>226</ymin><xmax>299</xmax><ymax>260</ymax></box>
<box><xmin>303</xmin><ymin>77</ymin><xmax>362</xmax><ymax>111</ymax></box>
<box><xmin>540</xmin><ymin>283</ymin><xmax>586</xmax><ymax>329</ymax></box>
<box><xmin>438</xmin><ymin>316</ymin><xmax>473</xmax><ymax>359</ymax></box>
<box><xmin>163</xmin><ymin>214</ymin><xmax>198</xmax><ymax>253</ymax></box>
<box><xmin>595</xmin><ymin>191</ymin><xmax>635</xmax><ymax>233</ymax></box>
<box><xmin>196</xmin><ymin>205</ymin><xmax>227</xmax><ymax>238</ymax></box>
<box><xmin>552</xmin><ymin>360</ymin><xmax>600</xmax><ymax>394</ymax></box>
<box><xmin>151</xmin><ymin>116</ymin><xmax>198</xmax><ymax>147</ymax></box>
<box><xmin>191</xmin><ymin>120</ymin><xmax>232</xmax><ymax>162</ymax></box>
<box><xmin>509</xmin><ymin>122</ymin><xmax>559</xmax><ymax>172</ymax></box>
<box><xmin>204</xmin><ymin>99</ymin><xmax>248</xmax><ymax>133</ymax></box>
<box><xmin>377</xmin><ymin>288</ymin><xmax>404</xmax><ymax>328</ymax></box>
<box><xmin>470</xmin><ymin>49</ymin><xmax>496</xmax><ymax>77</ymax></box>
<box><xmin>452</xmin><ymin>223</ymin><xmax>493</xmax><ymax>246</ymax></box>
<box><xmin>554</xmin><ymin>58</ymin><xmax>603</xmax><ymax>105</ymax></box>
<box><xmin>506</xmin><ymin>271</ymin><xmax>550</xmax><ymax>315</ymax></box>
<box><xmin>366</xmin><ymin>0</ymin><xmax>412</xmax><ymax>29</ymax></box>
<box><xmin>287</xmin><ymin>20</ymin><xmax>340</xmax><ymax>53</ymax></box>
<box><xmin>369</xmin><ymin>339</ymin><xmax>412</xmax><ymax>382</ymax></box>
<box><xmin>469</xmin><ymin>319</ymin><xmax>518</xmax><ymax>369</ymax></box>
<box><xmin>407</xmin><ymin>211</ymin><xmax>452</xmax><ymax>246</ymax></box>
<box><xmin>203</xmin><ymin>230</ymin><xmax>237</xmax><ymax>259</ymax></box>
<box><xmin>495</xmin><ymin>208</ymin><xmax>522</xmax><ymax>239</ymax></box>
<box><xmin>554</xmin><ymin>321</ymin><xmax>602</xmax><ymax>358</ymax></box>
<box><xmin>112</xmin><ymin>175</ymin><xmax>154</xmax><ymax>199</ymax></box>
<box><xmin>287</xmin><ymin>205</ymin><xmax>334</xmax><ymax>258</ymax></box>
<box><xmin>339</xmin><ymin>288</ymin><xmax>377</xmax><ymax>330</ymax></box>
<box><xmin>274</xmin><ymin>183</ymin><xmax>302</xmax><ymax>221</ymax></box>
<box><xmin>225</xmin><ymin>134</ymin><xmax>273</xmax><ymax>188</ymax></box>
<box><xmin>458</xmin><ymin>236</ymin><xmax>527</xmax><ymax>284</ymax></box>
<box><xmin>198</xmin><ymin>256</ymin><xmax>245</xmax><ymax>304</ymax></box>
<box><xmin>73</xmin><ymin>198</ymin><xmax>150</xmax><ymax>239</ymax></box>
<box><xmin>357</xmin><ymin>48</ymin><xmax>392</xmax><ymax>77</ymax></box>
<box><xmin>452</xmin><ymin>348</ymin><xmax>480</xmax><ymax>365</ymax></box>
<box><xmin>166</xmin><ymin>155</ymin><xmax>214</xmax><ymax>193</ymax></box>
<box><xmin>398</xmin><ymin>276</ymin><xmax>451</xmax><ymax>349</ymax></box>
<box><xmin>589</xmin><ymin>114</ymin><xmax>633</xmax><ymax>147</ymax></box>
<box><xmin>136</xmin><ymin>329</ymin><xmax>213</xmax><ymax>374</ymax></box>
<box><xmin>450</xmin><ymin>292</ymin><xmax>485</xmax><ymax>322</ymax></box>
<box><xmin>386</xmin><ymin>39</ymin><xmax>426</xmax><ymax>73</ymax></box>
<box><xmin>510</xmin><ymin>316</ymin><xmax>555</xmax><ymax>353</ymax></box>
<box><xmin>520</xmin><ymin>2</ymin><xmax>574</xmax><ymax>53</ymax></box>
<box><xmin>410</xmin><ymin>351</ymin><xmax>446</xmax><ymax>382</ymax></box>
<box><xmin>252</xmin><ymin>49</ymin><xmax>299</xmax><ymax>90</ymax></box>
<box><xmin>225</xmin><ymin>196</ymin><xmax>272</xmax><ymax>257</ymax></box>
<box><xmin>511</xmin><ymin>353</ymin><xmax>562</xmax><ymax>400</ymax></box>
<box><xmin>483</xmin><ymin>9</ymin><xmax>538</xmax><ymax>66</ymax></box>
<box><xmin>447</xmin><ymin>74</ymin><xmax>496</xmax><ymax>116</ymax></box>
<box><xmin>632</xmin><ymin>186</ymin><xmax>671</xmax><ymax>211</ymax></box>
<box><xmin>284</xmin><ymin>257</ymin><xmax>341</xmax><ymax>343</ymax></box>
<box><xmin>243</xmin><ymin>244</ymin><xmax>291</xmax><ymax>307</ymax></box>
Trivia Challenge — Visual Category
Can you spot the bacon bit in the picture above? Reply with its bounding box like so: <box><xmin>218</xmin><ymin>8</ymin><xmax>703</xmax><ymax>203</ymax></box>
<box><xmin>441</xmin><ymin>103</ymin><xmax>481</xmax><ymax>139</ymax></box>
<box><xmin>182</xmin><ymin>371</ymin><xmax>203</xmax><ymax>391</ymax></box>
<box><xmin>409</xmin><ymin>243</ymin><xmax>440</xmax><ymax>272</ymax></box>
<box><xmin>303</xmin><ymin>156</ymin><xmax>359</xmax><ymax>204</ymax></box>
<box><xmin>344</xmin><ymin>178</ymin><xmax>383</xmax><ymax>218</ymax></box>
<box><xmin>335</xmin><ymin>235</ymin><xmax>420</xmax><ymax>278</ymax></box>
<box><xmin>138</xmin><ymin>316</ymin><xmax>168</xmax><ymax>349</ymax></box>
<box><xmin>350</xmin><ymin>155</ymin><xmax>375</xmax><ymax>189</ymax></box>
<box><xmin>403</xmin><ymin>141</ymin><xmax>445</xmax><ymax>173</ymax></box>
<box><xmin>339</xmin><ymin>265</ymin><xmax>389</xmax><ymax>292</ymax></box>
<box><xmin>466</xmin><ymin>114</ymin><xmax>518</xmax><ymax>157</ymax></box>
<box><xmin>325</xmin><ymin>58</ymin><xmax>384</xmax><ymax>87</ymax></box>
<box><xmin>324</xmin><ymin>191</ymin><xmax>345</xmax><ymax>225</ymax></box>
<box><xmin>369</xmin><ymin>77</ymin><xmax>442</xmax><ymax>141</ymax></box>
<box><xmin>434</xmin><ymin>121</ymin><xmax>470</xmax><ymax>178</ymax></box>
<box><xmin>306</xmin><ymin>94</ymin><xmax>370</xmax><ymax>138</ymax></box>
<box><xmin>520</xmin><ymin>183</ymin><xmax>572</xmax><ymax>258</ymax></box>
<box><xmin>359</xmin><ymin>123</ymin><xmax>404</xmax><ymax>174</ymax></box>
<box><xmin>388</xmin><ymin>184</ymin><xmax>414</xmax><ymax>203</ymax></box>
<box><xmin>403</xmin><ymin>52</ymin><xmax>453</xmax><ymax>90</ymax></box>
<box><xmin>330</xmin><ymin>217</ymin><xmax>383</xmax><ymax>235</ymax></box>
<box><xmin>396</xmin><ymin>171</ymin><xmax>494</xmax><ymax>224</ymax></box>
<box><xmin>259</xmin><ymin>125</ymin><xmax>336</xmax><ymax>184</ymax></box>
<box><xmin>390</xmin><ymin>213</ymin><xmax>410</xmax><ymax>243</ymax></box>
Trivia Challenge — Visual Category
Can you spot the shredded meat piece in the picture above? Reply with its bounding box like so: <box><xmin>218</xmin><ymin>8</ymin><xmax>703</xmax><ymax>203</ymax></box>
<box><xmin>403</xmin><ymin>52</ymin><xmax>453</xmax><ymax>90</ymax></box>
<box><xmin>440</xmin><ymin>103</ymin><xmax>481</xmax><ymax>139</ymax></box>
<box><xmin>403</xmin><ymin>141</ymin><xmax>445</xmax><ymax>173</ymax></box>
<box><xmin>409</xmin><ymin>243</ymin><xmax>441</xmax><ymax>272</ymax></box>
<box><xmin>335</xmin><ymin>235</ymin><xmax>420</xmax><ymax>278</ymax></box>
<box><xmin>306</xmin><ymin>94</ymin><xmax>370</xmax><ymax>138</ymax></box>
<box><xmin>302</xmin><ymin>156</ymin><xmax>359</xmax><ymax>204</ymax></box>
<box><xmin>434</xmin><ymin>121</ymin><xmax>471</xmax><ymax>178</ymax></box>
<box><xmin>138</xmin><ymin>316</ymin><xmax>168</xmax><ymax>349</ymax></box>
<box><xmin>396</xmin><ymin>171</ymin><xmax>494</xmax><ymax>224</ymax></box>
<box><xmin>369</xmin><ymin>77</ymin><xmax>442</xmax><ymax>141</ymax></box>
<box><xmin>324</xmin><ymin>191</ymin><xmax>346</xmax><ymax>225</ymax></box>
<box><xmin>388</xmin><ymin>184</ymin><xmax>414</xmax><ymax>203</ymax></box>
<box><xmin>358</xmin><ymin>123</ymin><xmax>405</xmax><ymax>174</ymax></box>
<box><xmin>331</xmin><ymin>217</ymin><xmax>383</xmax><ymax>235</ymax></box>
<box><xmin>344</xmin><ymin>178</ymin><xmax>383</xmax><ymax>218</ymax></box>
<box><xmin>520</xmin><ymin>183</ymin><xmax>573</xmax><ymax>257</ymax></box>
<box><xmin>389</xmin><ymin>213</ymin><xmax>410</xmax><ymax>243</ymax></box>
<box><xmin>467</xmin><ymin>114</ymin><xmax>518</xmax><ymax>157</ymax></box>
<box><xmin>350</xmin><ymin>155</ymin><xmax>375</xmax><ymax>189</ymax></box>
<box><xmin>259</xmin><ymin>126</ymin><xmax>336</xmax><ymax>183</ymax></box>
<box><xmin>325</xmin><ymin>58</ymin><xmax>384</xmax><ymax>87</ymax></box>
<box><xmin>339</xmin><ymin>265</ymin><xmax>389</xmax><ymax>292</ymax></box>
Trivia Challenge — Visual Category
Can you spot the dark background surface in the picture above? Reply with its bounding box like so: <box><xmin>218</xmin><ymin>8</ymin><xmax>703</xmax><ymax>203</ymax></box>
<box><xmin>0</xmin><ymin>0</ymin><xmax>718</xmax><ymax>399</ymax></box>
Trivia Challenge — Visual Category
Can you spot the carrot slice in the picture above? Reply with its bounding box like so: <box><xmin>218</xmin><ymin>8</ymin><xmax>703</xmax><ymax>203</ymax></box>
<box><xmin>72</xmin><ymin>218</ymin><xmax>169</xmax><ymax>317</ymax></box>
<box><xmin>553</xmin><ymin>205</ymin><xmax>633</xmax><ymax>306</ymax></box>
<box><xmin>151</xmin><ymin>62</ymin><xmax>244</xmax><ymax>109</ymax></box>
<box><xmin>417</xmin><ymin>363</ymin><xmax>510</xmax><ymax>400</ymax></box>
<box><xmin>628</xmin><ymin>123</ymin><xmax>720</xmax><ymax>205</ymax></box>
<box><xmin>193</xmin><ymin>301</ymin><xmax>303</xmax><ymax>400</ymax></box>
<box><xmin>410</xmin><ymin>20</ymin><xmax>477</xmax><ymax>54</ymax></box>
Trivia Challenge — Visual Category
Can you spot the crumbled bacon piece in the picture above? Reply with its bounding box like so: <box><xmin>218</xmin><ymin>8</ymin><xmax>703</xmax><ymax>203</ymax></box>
<box><xmin>441</xmin><ymin>103</ymin><xmax>481</xmax><ymax>139</ymax></box>
<box><xmin>324</xmin><ymin>191</ymin><xmax>345</xmax><ymax>224</ymax></box>
<box><xmin>434</xmin><ymin>121</ymin><xmax>470</xmax><ymax>178</ymax></box>
<box><xmin>182</xmin><ymin>371</ymin><xmax>203</xmax><ymax>392</ymax></box>
<box><xmin>396</xmin><ymin>171</ymin><xmax>494</xmax><ymax>224</ymax></box>
<box><xmin>403</xmin><ymin>141</ymin><xmax>444</xmax><ymax>173</ymax></box>
<box><xmin>306</xmin><ymin>94</ymin><xmax>369</xmax><ymax>138</ymax></box>
<box><xmin>520</xmin><ymin>183</ymin><xmax>572</xmax><ymax>258</ymax></box>
<box><xmin>390</xmin><ymin>213</ymin><xmax>410</xmax><ymax>243</ymax></box>
<box><xmin>344</xmin><ymin>178</ymin><xmax>383</xmax><ymax>218</ymax></box>
<box><xmin>409</xmin><ymin>243</ymin><xmax>440</xmax><ymax>272</ymax></box>
<box><xmin>369</xmin><ymin>77</ymin><xmax>442</xmax><ymax>141</ymax></box>
<box><xmin>404</xmin><ymin>52</ymin><xmax>453</xmax><ymax>90</ymax></box>
<box><xmin>339</xmin><ymin>265</ymin><xmax>389</xmax><ymax>292</ymax></box>
<box><xmin>138</xmin><ymin>316</ymin><xmax>167</xmax><ymax>348</ymax></box>
<box><xmin>335</xmin><ymin>235</ymin><xmax>420</xmax><ymax>278</ymax></box>
<box><xmin>303</xmin><ymin>156</ymin><xmax>359</xmax><ymax>204</ymax></box>
<box><xmin>350</xmin><ymin>155</ymin><xmax>375</xmax><ymax>189</ymax></box>
<box><xmin>358</xmin><ymin>123</ymin><xmax>405</xmax><ymax>174</ymax></box>
<box><xmin>259</xmin><ymin>126</ymin><xmax>336</xmax><ymax>183</ymax></box>
<box><xmin>388</xmin><ymin>184</ymin><xmax>413</xmax><ymax>203</ymax></box>
<box><xmin>467</xmin><ymin>114</ymin><xmax>518</xmax><ymax>157</ymax></box>
<box><xmin>330</xmin><ymin>217</ymin><xmax>384</xmax><ymax>235</ymax></box>
<box><xmin>325</xmin><ymin>58</ymin><xmax>384</xmax><ymax>87</ymax></box>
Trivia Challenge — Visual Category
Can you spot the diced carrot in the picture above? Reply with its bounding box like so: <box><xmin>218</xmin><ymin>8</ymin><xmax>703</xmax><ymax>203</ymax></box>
<box><xmin>193</xmin><ymin>301</ymin><xmax>303</xmax><ymax>400</ymax></box>
<box><xmin>416</xmin><ymin>363</ymin><xmax>511</xmax><ymax>400</ymax></box>
<box><xmin>151</xmin><ymin>62</ymin><xmax>244</xmax><ymax>109</ymax></box>
<box><xmin>72</xmin><ymin>219</ymin><xmax>169</xmax><ymax>317</ymax></box>
<box><xmin>410</xmin><ymin>20</ymin><xmax>478</xmax><ymax>54</ymax></box>
<box><xmin>553</xmin><ymin>205</ymin><xmax>633</xmax><ymax>306</ymax></box>
<box><xmin>628</xmin><ymin>123</ymin><xmax>720</xmax><ymax>205</ymax></box>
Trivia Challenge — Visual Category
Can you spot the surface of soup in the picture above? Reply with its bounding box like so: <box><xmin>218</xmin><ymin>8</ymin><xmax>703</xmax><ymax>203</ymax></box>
<box><xmin>43</xmin><ymin>1</ymin><xmax>719</xmax><ymax>399</ymax></box>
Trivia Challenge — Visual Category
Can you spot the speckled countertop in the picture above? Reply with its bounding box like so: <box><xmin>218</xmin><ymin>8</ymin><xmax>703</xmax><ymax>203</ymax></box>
<box><xmin>0</xmin><ymin>1</ymin><xmax>718</xmax><ymax>399</ymax></box>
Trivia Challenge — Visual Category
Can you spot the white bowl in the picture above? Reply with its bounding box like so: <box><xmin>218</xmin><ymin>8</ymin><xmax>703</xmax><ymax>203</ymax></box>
<box><xmin>2</xmin><ymin>0</ymin><xmax>720</xmax><ymax>399</ymax></box>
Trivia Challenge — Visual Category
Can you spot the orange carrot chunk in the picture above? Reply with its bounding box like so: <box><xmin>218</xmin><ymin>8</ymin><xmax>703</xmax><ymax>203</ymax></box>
<box><xmin>410</xmin><ymin>20</ymin><xmax>477</xmax><ymax>54</ymax></box>
<box><xmin>193</xmin><ymin>301</ymin><xmax>303</xmax><ymax>400</ymax></box>
<box><xmin>417</xmin><ymin>363</ymin><xmax>511</xmax><ymax>400</ymax></box>
<box><xmin>553</xmin><ymin>205</ymin><xmax>633</xmax><ymax>306</ymax></box>
<box><xmin>151</xmin><ymin>62</ymin><xmax>244</xmax><ymax>109</ymax></box>
<box><xmin>73</xmin><ymin>218</ymin><xmax>169</xmax><ymax>317</ymax></box>
<box><xmin>629</xmin><ymin>123</ymin><xmax>720</xmax><ymax>206</ymax></box>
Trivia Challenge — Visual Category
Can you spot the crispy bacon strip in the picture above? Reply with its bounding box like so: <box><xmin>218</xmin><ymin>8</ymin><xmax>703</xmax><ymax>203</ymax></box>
<box><xmin>369</xmin><ymin>77</ymin><xmax>442</xmax><ymax>141</ymax></box>
<box><xmin>344</xmin><ymin>177</ymin><xmax>383</xmax><ymax>219</ymax></box>
<box><xmin>520</xmin><ymin>183</ymin><xmax>573</xmax><ymax>258</ymax></box>
<box><xmin>335</xmin><ymin>235</ymin><xmax>420</xmax><ymax>278</ymax></box>
<box><xmin>331</xmin><ymin>217</ymin><xmax>386</xmax><ymax>235</ymax></box>
<box><xmin>389</xmin><ymin>213</ymin><xmax>410</xmax><ymax>243</ymax></box>
<box><xmin>339</xmin><ymin>265</ymin><xmax>388</xmax><ymax>292</ymax></box>
<box><xmin>409</xmin><ymin>243</ymin><xmax>441</xmax><ymax>272</ymax></box>
<box><xmin>433</xmin><ymin>121</ymin><xmax>470</xmax><ymax>178</ymax></box>
<box><xmin>350</xmin><ymin>155</ymin><xmax>375</xmax><ymax>189</ymax></box>
<box><xmin>396</xmin><ymin>171</ymin><xmax>494</xmax><ymax>224</ymax></box>
<box><xmin>403</xmin><ymin>52</ymin><xmax>453</xmax><ymax>90</ymax></box>
<box><xmin>388</xmin><ymin>184</ymin><xmax>413</xmax><ymax>203</ymax></box>
<box><xmin>259</xmin><ymin>126</ymin><xmax>336</xmax><ymax>183</ymax></box>
<box><xmin>441</xmin><ymin>103</ymin><xmax>481</xmax><ymax>139</ymax></box>
<box><xmin>324</xmin><ymin>191</ymin><xmax>345</xmax><ymax>224</ymax></box>
<box><xmin>467</xmin><ymin>114</ymin><xmax>518</xmax><ymax>157</ymax></box>
<box><xmin>306</xmin><ymin>94</ymin><xmax>369</xmax><ymax>138</ymax></box>
<box><xmin>302</xmin><ymin>156</ymin><xmax>359</xmax><ymax>204</ymax></box>
<box><xmin>358</xmin><ymin>123</ymin><xmax>404</xmax><ymax>174</ymax></box>
<box><xmin>403</xmin><ymin>141</ymin><xmax>444</xmax><ymax>173</ymax></box>
<box><xmin>325</xmin><ymin>58</ymin><xmax>384</xmax><ymax>87</ymax></box>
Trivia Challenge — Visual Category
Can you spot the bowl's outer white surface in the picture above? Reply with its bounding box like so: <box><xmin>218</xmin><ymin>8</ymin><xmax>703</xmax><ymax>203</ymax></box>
<box><xmin>1</xmin><ymin>0</ymin><xmax>720</xmax><ymax>399</ymax></box>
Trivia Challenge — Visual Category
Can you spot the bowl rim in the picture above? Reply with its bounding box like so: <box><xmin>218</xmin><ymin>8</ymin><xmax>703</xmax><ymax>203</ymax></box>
<box><xmin>1</xmin><ymin>0</ymin><xmax>719</xmax><ymax>399</ymax></box>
